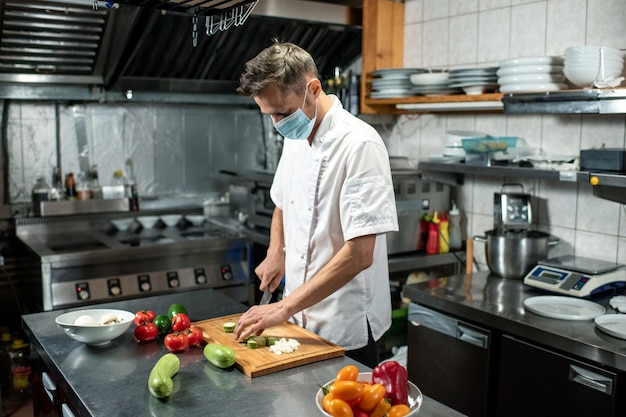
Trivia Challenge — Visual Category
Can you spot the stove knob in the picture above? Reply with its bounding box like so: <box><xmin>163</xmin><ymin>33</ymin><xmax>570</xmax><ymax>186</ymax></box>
<box><xmin>221</xmin><ymin>265</ymin><xmax>233</xmax><ymax>281</ymax></box>
<box><xmin>76</xmin><ymin>283</ymin><xmax>90</xmax><ymax>300</ymax></box>
<box><xmin>194</xmin><ymin>268</ymin><xmax>207</xmax><ymax>284</ymax></box>
<box><xmin>138</xmin><ymin>275</ymin><xmax>151</xmax><ymax>292</ymax></box>
<box><xmin>167</xmin><ymin>272</ymin><xmax>180</xmax><ymax>288</ymax></box>
<box><xmin>108</xmin><ymin>279</ymin><xmax>122</xmax><ymax>296</ymax></box>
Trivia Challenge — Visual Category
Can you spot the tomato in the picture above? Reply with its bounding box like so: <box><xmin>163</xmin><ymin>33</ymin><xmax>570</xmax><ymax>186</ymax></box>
<box><xmin>358</xmin><ymin>383</ymin><xmax>386</xmax><ymax>412</ymax></box>
<box><xmin>186</xmin><ymin>326</ymin><xmax>203</xmax><ymax>347</ymax></box>
<box><xmin>167</xmin><ymin>303</ymin><xmax>188</xmax><ymax>319</ymax></box>
<box><xmin>369</xmin><ymin>398</ymin><xmax>391</xmax><ymax>417</ymax></box>
<box><xmin>134</xmin><ymin>310</ymin><xmax>155</xmax><ymax>326</ymax></box>
<box><xmin>153</xmin><ymin>314</ymin><xmax>171</xmax><ymax>335</ymax></box>
<box><xmin>164</xmin><ymin>332</ymin><xmax>189</xmax><ymax>352</ymax></box>
<box><xmin>323</xmin><ymin>392</ymin><xmax>334</xmax><ymax>414</ymax></box>
<box><xmin>387</xmin><ymin>404</ymin><xmax>411</xmax><ymax>417</ymax></box>
<box><xmin>335</xmin><ymin>365</ymin><xmax>359</xmax><ymax>382</ymax></box>
<box><xmin>327</xmin><ymin>398</ymin><xmax>354</xmax><ymax>417</ymax></box>
<box><xmin>328</xmin><ymin>381</ymin><xmax>364</xmax><ymax>403</ymax></box>
<box><xmin>171</xmin><ymin>313</ymin><xmax>191</xmax><ymax>332</ymax></box>
<box><xmin>134</xmin><ymin>322</ymin><xmax>158</xmax><ymax>343</ymax></box>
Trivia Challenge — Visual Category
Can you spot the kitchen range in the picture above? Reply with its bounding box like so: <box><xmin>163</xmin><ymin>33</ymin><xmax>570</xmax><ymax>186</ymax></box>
<box><xmin>15</xmin><ymin>212</ymin><xmax>255</xmax><ymax>311</ymax></box>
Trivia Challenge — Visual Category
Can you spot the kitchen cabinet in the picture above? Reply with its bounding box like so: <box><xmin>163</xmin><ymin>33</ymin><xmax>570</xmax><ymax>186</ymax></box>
<box><xmin>360</xmin><ymin>0</ymin><xmax>626</xmax><ymax>116</ymax></box>
<box><xmin>407</xmin><ymin>302</ymin><xmax>495</xmax><ymax>417</ymax></box>
<box><xmin>402</xmin><ymin>272</ymin><xmax>626</xmax><ymax>417</ymax></box>
<box><xmin>496</xmin><ymin>335</ymin><xmax>622</xmax><ymax>417</ymax></box>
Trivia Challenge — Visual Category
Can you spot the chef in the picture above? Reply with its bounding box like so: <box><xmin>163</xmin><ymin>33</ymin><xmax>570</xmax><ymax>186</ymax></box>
<box><xmin>233</xmin><ymin>40</ymin><xmax>398</xmax><ymax>367</ymax></box>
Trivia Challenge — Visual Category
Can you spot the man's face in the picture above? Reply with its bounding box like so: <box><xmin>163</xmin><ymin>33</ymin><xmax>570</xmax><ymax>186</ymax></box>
<box><xmin>253</xmin><ymin>82</ymin><xmax>314</xmax><ymax>125</ymax></box>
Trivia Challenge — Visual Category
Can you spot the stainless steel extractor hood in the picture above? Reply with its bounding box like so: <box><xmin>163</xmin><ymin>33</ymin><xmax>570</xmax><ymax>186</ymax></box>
<box><xmin>0</xmin><ymin>0</ymin><xmax>362</xmax><ymax>101</ymax></box>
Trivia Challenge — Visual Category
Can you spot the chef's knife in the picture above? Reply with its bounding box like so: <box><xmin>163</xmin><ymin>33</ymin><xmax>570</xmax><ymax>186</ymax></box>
<box><xmin>259</xmin><ymin>288</ymin><xmax>272</xmax><ymax>305</ymax></box>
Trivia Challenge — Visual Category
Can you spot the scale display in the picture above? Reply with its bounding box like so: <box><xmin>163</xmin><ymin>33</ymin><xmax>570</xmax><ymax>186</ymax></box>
<box><xmin>524</xmin><ymin>255</ymin><xmax>626</xmax><ymax>297</ymax></box>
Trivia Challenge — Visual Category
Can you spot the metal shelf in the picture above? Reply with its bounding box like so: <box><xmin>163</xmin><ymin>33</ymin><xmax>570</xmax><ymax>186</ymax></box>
<box><xmin>418</xmin><ymin>161</ymin><xmax>626</xmax><ymax>204</ymax></box>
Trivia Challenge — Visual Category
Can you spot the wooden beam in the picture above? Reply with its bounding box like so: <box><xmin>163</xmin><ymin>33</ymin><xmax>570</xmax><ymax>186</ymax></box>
<box><xmin>360</xmin><ymin>0</ymin><xmax>404</xmax><ymax>114</ymax></box>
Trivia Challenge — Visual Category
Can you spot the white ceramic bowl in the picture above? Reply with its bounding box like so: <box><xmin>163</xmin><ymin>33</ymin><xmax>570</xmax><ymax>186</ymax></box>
<box><xmin>315</xmin><ymin>372</ymin><xmax>423</xmax><ymax>416</ymax></box>
<box><xmin>564</xmin><ymin>66</ymin><xmax>623</xmax><ymax>87</ymax></box>
<box><xmin>410</xmin><ymin>72</ymin><xmax>449</xmax><ymax>86</ymax></box>
<box><xmin>185</xmin><ymin>215</ymin><xmax>205</xmax><ymax>226</ymax></box>
<box><xmin>55</xmin><ymin>309</ymin><xmax>134</xmax><ymax>346</ymax></box>
<box><xmin>564</xmin><ymin>45</ymin><xmax>623</xmax><ymax>58</ymax></box>
<box><xmin>137</xmin><ymin>216</ymin><xmax>159</xmax><ymax>229</ymax></box>
<box><xmin>110</xmin><ymin>218</ymin><xmax>134</xmax><ymax>231</ymax></box>
<box><xmin>160</xmin><ymin>214</ymin><xmax>182</xmax><ymax>227</ymax></box>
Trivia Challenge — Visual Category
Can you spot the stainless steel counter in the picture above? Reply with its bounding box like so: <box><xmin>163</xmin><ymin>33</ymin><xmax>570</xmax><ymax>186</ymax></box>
<box><xmin>22</xmin><ymin>289</ymin><xmax>465</xmax><ymax>417</ymax></box>
<box><xmin>403</xmin><ymin>271</ymin><xmax>626</xmax><ymax>372</ymax></box>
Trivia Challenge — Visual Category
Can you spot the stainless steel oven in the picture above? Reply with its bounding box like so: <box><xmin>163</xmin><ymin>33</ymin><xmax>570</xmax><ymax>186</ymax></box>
<box><xmin>16</xmin><ymin>213</ymin><xmax>254</xmax><ymax>311</ymax></box>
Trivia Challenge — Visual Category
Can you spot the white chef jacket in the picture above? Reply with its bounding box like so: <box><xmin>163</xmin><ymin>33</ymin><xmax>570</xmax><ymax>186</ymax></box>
<box><xmin>270</xmin><ymin>95</ymin><xmax>399</xmax><ymax>350</ymax></box>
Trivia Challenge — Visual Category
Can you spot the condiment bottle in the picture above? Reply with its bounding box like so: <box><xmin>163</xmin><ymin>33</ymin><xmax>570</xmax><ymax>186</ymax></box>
<box><xmin>65</xmin><ymin>172</ymin><xmax>77</xmax><ymax>201</ymax></box>
<box><xmin>90</xmin><ymin>165</ymin><xmax>103</xmax><ymax>199</ymax></box>
<box><xmin>50</xmin><ymin>166</ymin><xmax>64</xmax><ymax>201</ymax></box>
<box><xmin>31</xmin><ymin>177</ymin><xmax>50</xmax><ymax>215</ymax></box>
<box><xmin>124</xmin><ymin>158</ymin><xmax>139</xmax><ymax>211</ymax></box>
<box><xmin>448</xmin><ymin>202</ymin><xmax>462</xmax><ymax>250</ymax></box>
<box><xmin>0</xmin><ymin>332</ymin><xmax>12</xmax><ymax>397</ymax></box>
<box><xmin>8</xmin><ymin>338</ymin><xmax>31</xmax><ymax>401</ymax></box>
<box><xmin>438</xmin><ymin>212</ymin><xmax>449</xmax><ymax>254</ymax></box>
<box><xmin>426</xmin><ymin>211</ymin><xmax>440</xmax><ymax>255</ymax></box>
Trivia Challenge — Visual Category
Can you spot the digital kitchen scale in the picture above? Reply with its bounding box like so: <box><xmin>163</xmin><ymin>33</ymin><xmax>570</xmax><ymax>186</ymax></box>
<box><xmin>524</xmin><ymin>255</ymin><xmax>626</xmax><ymax>297</ymax></box>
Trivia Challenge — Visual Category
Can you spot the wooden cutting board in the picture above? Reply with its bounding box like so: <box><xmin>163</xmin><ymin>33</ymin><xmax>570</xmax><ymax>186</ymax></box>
<box><xmin>193</xmin><ymin>313</ymin><xmax>344</xmax><ymax>377</ymax></box>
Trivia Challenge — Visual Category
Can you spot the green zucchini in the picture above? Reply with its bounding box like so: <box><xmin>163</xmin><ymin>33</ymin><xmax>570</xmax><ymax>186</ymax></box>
<box><xmin>148</xmin><ymin>353</ymin><xmax>180</xmax><ymax>398</ymax></box>
<box><xmin>203</xmin><ymin>343</ymin><xmax>236</xmax><ymax>368</ymax></box>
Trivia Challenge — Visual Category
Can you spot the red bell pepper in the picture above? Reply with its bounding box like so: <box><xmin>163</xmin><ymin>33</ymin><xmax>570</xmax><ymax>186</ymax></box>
<box><xmin>371</xmin><ymin>360</ymin><xmax>408</xmax><ymax>406</ymax></box>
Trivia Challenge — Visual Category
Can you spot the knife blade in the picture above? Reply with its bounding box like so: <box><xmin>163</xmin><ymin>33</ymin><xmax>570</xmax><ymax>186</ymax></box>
<box><xmin>259</xmin><ymin>288</ymin><xmax>272</xmax><ymax>305</ymax></box>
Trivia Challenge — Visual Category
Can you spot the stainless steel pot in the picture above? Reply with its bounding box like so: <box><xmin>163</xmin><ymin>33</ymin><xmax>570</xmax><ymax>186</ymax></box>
<box><xmin>473</xmin><ymin>230</ymin><xmax>560</xmax><ymax>279</ymax></box>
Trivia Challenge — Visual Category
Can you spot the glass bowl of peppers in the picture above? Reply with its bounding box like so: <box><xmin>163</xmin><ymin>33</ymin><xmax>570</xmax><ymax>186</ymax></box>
<box><xmin>316</xmin><ymin>361</ymin><xmax>423</xmax><ymax>417</ymax></box>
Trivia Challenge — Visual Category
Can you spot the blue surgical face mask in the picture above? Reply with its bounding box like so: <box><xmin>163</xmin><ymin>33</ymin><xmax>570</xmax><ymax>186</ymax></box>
<box><xmin>273</xmin><ymin>80</ymin><xmax>318</xmax><ymax>140</ymax></box>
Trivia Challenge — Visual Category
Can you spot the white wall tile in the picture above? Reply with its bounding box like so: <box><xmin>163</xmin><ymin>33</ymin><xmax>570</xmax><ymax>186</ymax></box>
<box><xmin>448</xmin><ymin>14</ymin><xmax>478</xmax><ymax>65</ymax></box>
<box><xmin>547</xmin><ymin>225</ymin><xmax>575</xmax><ymax>257</ymax></box>
<box><xmin>538</xmin><ymin>180</ymin><xmax>578</xmax><ymax>228</ymax></box>
<box><xmin>450</xmin><ymin>0</ymin><xmax>478</xmax><ymax>15</ymax></box>
<box><xmin>510</xmin><ymin>2</ymin><xmax>548</xmax><ymax>57</ymax></box>
<box><xmin>477</xmin><ymin>9</ymin><xmax>511</xmax><ymax>62</ymax></box>
<box><xmin>506</xmin><ymin>114</ymin><xmax>543</xmax><ymax>146</ymax></box>
<box><xmin>580</xmin><ymin>114</ymin><xmax>626</xmax><ymax>149</ymax></box>
<box><xmin>576</xmin><ymin>182</ymin><xmax>621</xmax><ymax>235</ymax></box>
<box><xmin>540</xmin><ymin>114</ymin><xmax>581</xmax><ymax>155</ymax></box>
<box><xmin>423</xmin><ymin>0</ymin><xmax>449</xmax><ymax>20</ymax></box>
<box><xmin>422</xmin><ymin>19</ymin><xmax>450</xmax><ymax>67</ymax></box>
<box><xmin>480</xmin><ymin>0</ymin><xmax>512</xmax><ymax>11</ymax></box>
<box><xmin>546</xmin><ymin>0</ymin><xmax>587</xmax><ymax>55</ymax></box>
<box><xmin>405</xmin><ymin>0</ymin><xmax>424</xmax><ymax>24</ymax></box>
<box><xmin>404</xmin><ymin>22</ymin><xmax>424</xmax><ymax>67</ymax></box>
<box><xmin>586</xmin><ymin>0</ymin><xmax>626</xmax><ymax>49</ymax></box>
<box><xmin>620</xmin><ymin>207</ymin><xmax>626</xmax><ymax>238</ymax></box>
<box><xmin>618</xmin><ymin>237</ymin><xmax>626</xmax><ymax>263</ymax></box>
<box><xmin>574</xmin><ymin>229</ymin><xmax>618</xmax><ymax>262</ymax></box>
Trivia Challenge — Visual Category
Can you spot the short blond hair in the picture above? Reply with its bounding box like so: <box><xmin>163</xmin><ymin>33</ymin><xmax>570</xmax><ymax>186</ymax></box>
<box><xmin>237</xmin><ymin>40</ymin><xmax>318</xmax><ymax>97</ymax></box>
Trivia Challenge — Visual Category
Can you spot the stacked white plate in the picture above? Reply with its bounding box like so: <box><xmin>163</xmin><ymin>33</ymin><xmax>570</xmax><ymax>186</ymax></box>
<box><xmin>408</xmin><ymin>70</ymin><xmax>461</xmax><ymax>96</ymax></box>
<box><xmin>497</xmin><ymin>56</ymin><xmax>567</xmax><ymax>93</ymax></box>
<box><xmin>448</xmin><ymin>67</ymin><xmax>499</xmax><ymax>95</ymax></box>
<box><xmin>370</xmin><ymin>68</ymin><xmax>426</xmax><ymax>98</ymax></box>
<box><xmin>563</xmin><ymin>45</ymin><xmax>624</xmax><ymax>88</ymax></box>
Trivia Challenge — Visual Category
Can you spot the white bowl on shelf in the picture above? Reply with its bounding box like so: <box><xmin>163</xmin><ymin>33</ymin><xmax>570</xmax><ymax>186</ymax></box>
<box><xmin>564</xmin><ymin>66</ymin><xmax>624</xmax><ymax>87</ymax></box>
<box><xmin>160</xmin><ymin>214</ymin><xmax>182</xmax><ymax>227</ymax></box>
<box><xmin>55</xmin><ymin>309</ymin><xmax>134</xmax><ymax>346</ymax></box>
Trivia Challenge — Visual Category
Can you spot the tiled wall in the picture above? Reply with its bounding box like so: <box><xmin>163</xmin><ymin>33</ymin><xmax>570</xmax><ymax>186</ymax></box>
<box><xmin>385</xmin><ymin>0</ymin><xmax>626</xmax><ymax>268</ymax></box>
